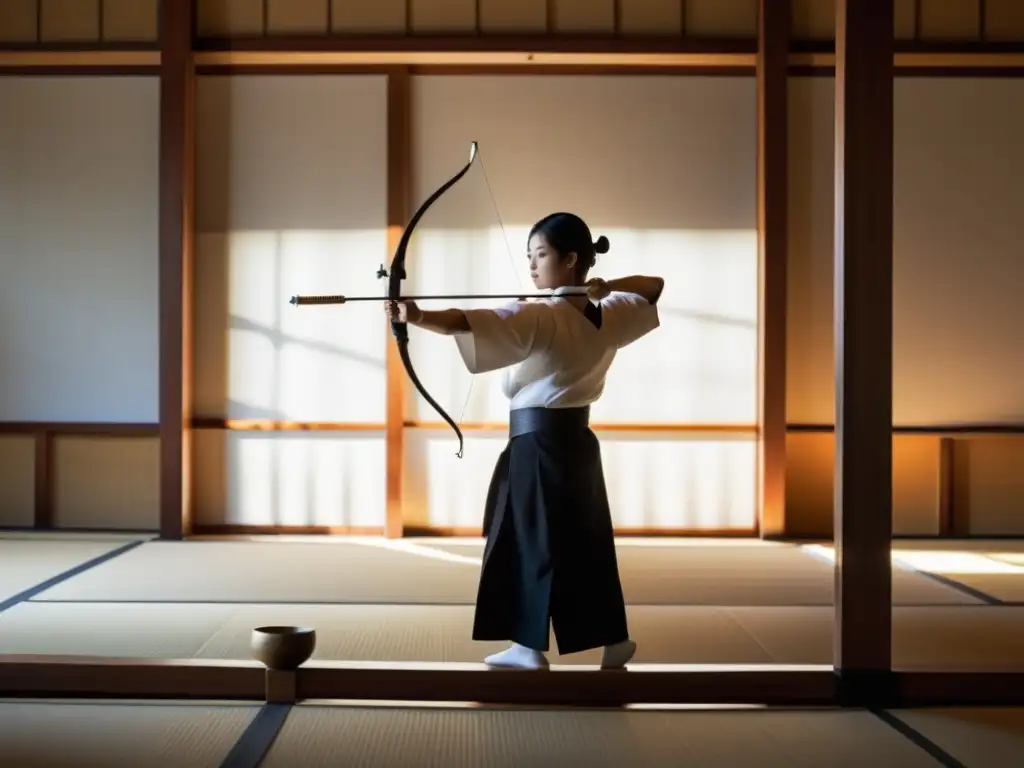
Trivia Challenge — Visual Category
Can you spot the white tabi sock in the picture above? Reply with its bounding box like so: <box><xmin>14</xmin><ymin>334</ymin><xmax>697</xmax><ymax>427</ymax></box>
<box><xmin>600</xmin><ymin>639</ymin><xmax>637</xmax><ymax>670</ymax></box>
<box><xmin>484</xmin><ymin>643</ymin><xmax>550</xmax><ymax>670</ymax></box>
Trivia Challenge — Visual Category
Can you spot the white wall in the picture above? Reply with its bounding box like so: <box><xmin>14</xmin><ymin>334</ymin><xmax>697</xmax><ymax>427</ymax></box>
<box><xmin>787</xmin><ymin>76</ymin><xmax>1024</xmax><ymax>426</ymax></box>
<box><xmin>191</xmin><ymin>74</ymin><xmax>390</xmax><ymax>528</ymax></box>
<box><xmin>405</xmin><ymin>74</ymin><xmax>760</xmax><ymax>530</ymax></box>
<box><xmin>0</xmin><ymin>75</ymin><xmax>160</xmax><ymax>531</ymax></box>
<box><xmin>0</xmin><ymin>76</ymin><xmax>160</xmax><ymax>423</ymax></box>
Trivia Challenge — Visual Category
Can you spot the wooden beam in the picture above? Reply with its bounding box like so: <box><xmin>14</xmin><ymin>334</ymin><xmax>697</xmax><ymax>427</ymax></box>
<box><xmin>297</xmin><ymin>664</ymin><xmax>837</xmax><ymax>707</ymax></box>
<box><xmin>158</xmin><ymin>0</ymin><xmax>196</xmax><ymax>541</ymax></box>
<box><xmin>408</xmin><ymin>422</ymin><xmax>756</xmax><ymax>434</ymax></box>
<box><xmin>832</xmin><ymin>0</ymin><xmax>895</xmax><ymax>702</ymax></box>
<box><xmin>0</xmin><ymin>422</ymin><xmax>158</xmax><ymax>436</ymax></box>
<box><xmin>789</xmin><ymin>51</ymin><xmax>1024</xmax><ymax>72</ymax></box>
<box><xmin>190</xmin><ymin>419</ymin><xmax>385</xmax><ymax>432</ymax></box>
<box><xmin>192</xmin><ymin>50</ymin><xmax>755</xmax><ymax>69</ymax></box>
<box><xmin>191</xmin><ymin>525</ymin><xmax>385</xmax><ymax>536</ymax></box>
<box><xmin>0</xmin><ymin>656</ymin><xmax>837</xmax><ymax>706</ymax></box>
<box><xmin>3</xmin><ymin>656</ymin><xmax>1024</xmax><ymax>706</ymax></box>
<box><xmin>186</xmin><ymin>419</ymin><xmax>757</xmax><ymax>433</ymax></box>
<box><xmin>385</xmin><ymin>66</ymin><xmax>411</xmax><ymax>540</ymax></box>
<box><xmin>33</xmin><ymin>430</ymin><xmax>54</xmax><ymax>529</ymax></box>
<box><xmin>756</xmin><ymin>0</ymin><xmax>789</xmax><ymax>538</ymax></box>
<box><xmin>405</xmin><ymin>526</ymin><xmax>759</xmax><ymax>538</ymax></box>
<box><xmin>937</xmin><ymin>437</ymin><xmax>956</xmax><ymax>536</ymax></box>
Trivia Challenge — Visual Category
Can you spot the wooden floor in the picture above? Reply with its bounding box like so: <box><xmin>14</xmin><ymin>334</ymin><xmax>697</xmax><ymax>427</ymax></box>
<box><xmin>1</xmin><ymin>532</ymin><xmax>1023</xmax><ymax>764</ymax></box>
<box><xmin>0</xmin><ymin>532</ymin><xmax>1022</xmax><ymax>668</ymax></box>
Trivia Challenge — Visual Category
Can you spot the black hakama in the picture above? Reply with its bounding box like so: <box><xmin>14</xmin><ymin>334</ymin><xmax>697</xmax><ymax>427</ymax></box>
<box><xmin>472</xmin><ymin>405</ymin><xmax>629</xmax><ymax>655</ymax></box>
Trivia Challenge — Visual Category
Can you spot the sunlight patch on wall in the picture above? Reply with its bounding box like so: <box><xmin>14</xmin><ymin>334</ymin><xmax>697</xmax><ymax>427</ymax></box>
<box><xmin>193</xmin><ymin>228</ymin><xmax>388</xmax><ymax>422</ymax></box>
<box><xmin>193</xmin><ymin>430</ymin><xmax>386</xmax><ymax>527</ymax></box>
<box><xmin>405</xmin><ymin>429</ymin><xmax>757</xmax><ymax>530</ymax></box>
<box><xmin>405</xmin><ymin>226</ymin><xmax>758</xmax><ymax>425</ymax></box>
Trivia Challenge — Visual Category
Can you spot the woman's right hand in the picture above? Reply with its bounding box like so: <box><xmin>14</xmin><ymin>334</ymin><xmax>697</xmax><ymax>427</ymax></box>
<box><xmin>585</xmin><ymin>277</ymin><xmax>611</xmax><ymax>302</ymax></box>
<box><xmin>385</xmin><ymin>299</ymin><xmax>423</xmax><ymax>325</ymax></box>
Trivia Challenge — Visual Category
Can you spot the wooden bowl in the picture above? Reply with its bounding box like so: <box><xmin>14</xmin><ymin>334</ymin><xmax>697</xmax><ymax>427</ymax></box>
<box><xmin>250</xmin><ymin>625</ymin><xmax>316</xmax><ymax>671</ymax></box>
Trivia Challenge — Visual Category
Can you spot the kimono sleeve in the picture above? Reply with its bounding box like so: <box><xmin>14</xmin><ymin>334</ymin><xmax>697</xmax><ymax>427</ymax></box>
<box><xmin>453</xmin><ymin>301</ymin><xmax>550</xmax><ymax>374</ymax></box>
<box><xmin>601</xmin><ymin>290</ymin><xmax>661</xmax><ymax>349</ymax></box>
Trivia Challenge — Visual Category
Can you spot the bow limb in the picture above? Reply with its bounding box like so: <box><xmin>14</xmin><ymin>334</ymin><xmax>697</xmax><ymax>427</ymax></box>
<box><xmin>396</xmin><ymin>340</ymin><xmax>465</xmax><ymax>458</ymax></box>
<box><xmin>388</xmin><ymin>142</ymin><xmax>479</xmax><ymax>458</ymax></box>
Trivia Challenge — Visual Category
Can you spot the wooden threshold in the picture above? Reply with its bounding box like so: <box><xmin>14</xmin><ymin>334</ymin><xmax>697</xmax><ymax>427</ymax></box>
<box><xmin>0</xmin><ymin>656</ymin><xmax>833</xmax><ymax>706</ymax></box>
<box><xmin>0</xmin><ymin>656</ymin><xmax>261</xmax><ymax>699</ymax></box>
<box><xmin>2</xmin><ymin>656</ymin><xmax>1024</xmax><ymax>707</ymax></box>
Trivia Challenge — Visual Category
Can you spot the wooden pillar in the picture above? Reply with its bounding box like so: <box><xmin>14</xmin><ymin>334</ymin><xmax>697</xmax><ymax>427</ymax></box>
<box><xmin>34</xmin><ymin>431</ymin><xmax>54</xmax><ymax>529</ymax></box>
<box><xmin>158</xmin><ymin>0</ymin><xmax>196</xmax><ymax>540</ymax></box>
<box><xmin>756</xmin><ymin>0</ymin><xmax>790</xmax><ymax>537</ymax></box>
<box><xmin>833</xmin><ymin>0</ymin><xmax>895</xmax><ymax>701</ymax></box>
<box><xmin>385</xmin><ymin>67</ymin><xmax>411</xmax><ymax>539</ymax></box>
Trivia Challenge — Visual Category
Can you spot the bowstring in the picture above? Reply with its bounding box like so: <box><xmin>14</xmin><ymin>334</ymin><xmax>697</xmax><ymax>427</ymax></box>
<box><xmin>454</xmin><ymin>148</ymin><xmax>525</xmax><ymax>426</ymax></box>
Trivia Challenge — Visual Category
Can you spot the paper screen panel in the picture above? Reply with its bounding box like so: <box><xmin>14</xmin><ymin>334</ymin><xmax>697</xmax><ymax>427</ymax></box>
<box><xmin>193</xmin><ymin>75</ymin><xmax>389</xmax><ymax>423</ymax></box>
<box><xmin>193</xmin><ymin>430</ymin><xmax>387</xmax><ymax>528</ymax></box>
<box><xmin>405</xmin><ymin>74</ymin><xmax>758</xmax><ymax>427</ymax></box>
<box><xmin>406</xmin><ymin>429</ymin><xmax>757</xmax><ymax>530</ymax></box>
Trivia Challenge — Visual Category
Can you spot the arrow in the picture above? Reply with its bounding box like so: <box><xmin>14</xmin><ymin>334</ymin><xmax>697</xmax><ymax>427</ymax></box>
<box><xmin>290</xmin><ymin>290</ymin><xmax>587</xmax><ymax>306</ymax></box>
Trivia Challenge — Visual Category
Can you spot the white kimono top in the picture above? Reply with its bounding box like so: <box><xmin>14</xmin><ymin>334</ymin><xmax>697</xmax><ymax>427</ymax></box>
<box><xmin>453</xmin><ymin>287</ymin><xmax>660</xmax><ymax>410</ymax></box>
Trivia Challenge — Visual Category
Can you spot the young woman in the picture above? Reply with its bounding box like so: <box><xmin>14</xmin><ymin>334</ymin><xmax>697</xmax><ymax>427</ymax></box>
<box><xmin>386</xmin><ymin>212</ymin><xmax>664</xmax><ymax>670</ymax></box>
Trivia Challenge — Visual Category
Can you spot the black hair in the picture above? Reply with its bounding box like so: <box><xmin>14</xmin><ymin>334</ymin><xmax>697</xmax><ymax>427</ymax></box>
<box><xmin>528</xmin><ymin>212</ymin><xmax>609</xmax><ymax>283</ymax></box>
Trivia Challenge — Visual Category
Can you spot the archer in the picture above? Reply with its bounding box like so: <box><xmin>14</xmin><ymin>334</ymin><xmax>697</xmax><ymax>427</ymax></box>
<box><xmin>386</xmin><ymin>212</ymin><xmax>665</xmax><ymax>672</ymax></box>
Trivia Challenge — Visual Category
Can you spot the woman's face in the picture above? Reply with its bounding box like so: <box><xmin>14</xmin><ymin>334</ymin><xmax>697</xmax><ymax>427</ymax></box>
<box><xmin>527</xmin><ymin>232</ymin><xmax>577</xmax><ymax>290</ymax></box>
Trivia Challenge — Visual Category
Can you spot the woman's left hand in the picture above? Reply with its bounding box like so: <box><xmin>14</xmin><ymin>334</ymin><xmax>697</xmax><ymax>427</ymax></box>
<box><xmin>585</xmin><ymin>277</ymin><xmax>611</xmax><ymax>302</ymax></box>
<box><xmin>385</xmin><ymin>299</ymin><xmax>423</xmax><ymax>324</ymax></box>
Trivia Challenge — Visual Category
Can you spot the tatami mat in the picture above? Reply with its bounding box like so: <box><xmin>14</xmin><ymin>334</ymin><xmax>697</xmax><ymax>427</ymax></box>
<box><xmin>1</xmin><ymin>699</ymin><xmax>1017</xmax><ymax>767</ymax></box>
<box><xmin>989</xmin><ymin>552</ymin><xmax>1024</xmax><ymax>565</ymax></box>
<box><xmin>919</xmin><ymin>572</ymin><xmax>1024</xmax><ymax>602</ymax></box>
<box><xmin>888</xmin><ymin>707</ymin><xmax>1024</xmax><ymax>768</ymax></box>
<box><xmin>0</xmin><ymin>531</ymin><xmax>153</xmax><ymax>542</ymax></box>
<box><xmin>28</xmin><ymin>539</ymin><xmax>980</xmax><ymax>606</ymax></box>
<box><xmin>0</xmin><ymin>538</ymin><xmax>139</xmax><ymax>603</ymax></box>
<box><xmin>2</xmin><ymin>601</ymin><xmax>1022</xmax><ymax>667</ymax></box>
<box><xmin>723</xmin><ymin>606</ymin><xmax>1024</xmax><ymax>669</ymax></box>
<box><xmin>0</xmin><ymin>699</ymin><xmax>259</xmax><ymax>768</ymax></box>
<box><xmin>894</xmin><ymin>539</ymin><xmax>1024</xmax><ymax>553</ymax></box>
<box><xmin>261</xmin><ymin>705</ymin><xmax>942</xmax><ymax>767</ymax></box>
<box><xmin>33</xmin><ymin>540</ymin><xmax>483</xmax><ymax>603</ymax></box>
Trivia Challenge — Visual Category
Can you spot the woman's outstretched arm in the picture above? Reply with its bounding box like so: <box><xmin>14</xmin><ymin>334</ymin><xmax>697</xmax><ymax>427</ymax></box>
<box><xmin>602</xmin><ymin>275</ymin><xmax>665</xmax><ymax>305</ymax></box>
<box><xmin>385</xmin><ymin>300</ymin><xmax>469</xmax><ymax>335</ymax></box>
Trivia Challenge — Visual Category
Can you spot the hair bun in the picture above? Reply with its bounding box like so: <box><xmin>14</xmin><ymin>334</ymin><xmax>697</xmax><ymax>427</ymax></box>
<box><xmin>594</xmin><ymin>235</ymin><xmax>610</xmax><ymax>254</ymax></box>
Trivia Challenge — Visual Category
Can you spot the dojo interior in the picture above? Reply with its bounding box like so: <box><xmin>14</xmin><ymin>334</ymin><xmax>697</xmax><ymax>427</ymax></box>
<box><xmin>2</xmin><ymin>0</ymin><xmax>1024</xmax><ymax>765</ymax></box>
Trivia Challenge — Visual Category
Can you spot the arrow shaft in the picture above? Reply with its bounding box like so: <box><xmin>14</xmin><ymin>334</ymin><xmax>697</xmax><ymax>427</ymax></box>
<box><xmin>291</xmin><ymin>291</ymin><xmax>586</xmax><ymax>306</ymax></box>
